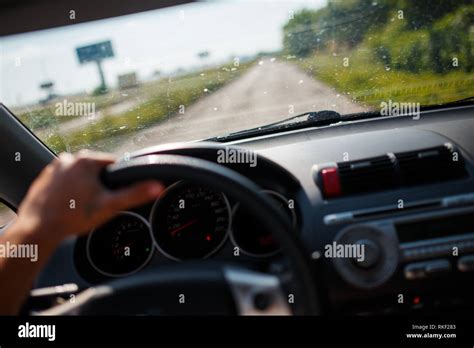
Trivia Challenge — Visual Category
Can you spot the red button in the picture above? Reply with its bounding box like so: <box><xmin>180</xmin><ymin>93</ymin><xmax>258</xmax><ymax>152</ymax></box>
<box><xmin>321</xmin><ymin>167</ymin><xmax>342</xmax><ymax>198</ymax></box>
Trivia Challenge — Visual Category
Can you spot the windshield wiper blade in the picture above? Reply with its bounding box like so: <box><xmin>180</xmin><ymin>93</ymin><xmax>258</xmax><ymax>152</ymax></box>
<box><xmin>206</xmin><ymin>110</ymin><xmax>343</xmax><ymax>141</ymax></box>
<box><xmin>207</xmin><ymin>95</ymin><xmax>474</xmax><ymax>142</ymax></box>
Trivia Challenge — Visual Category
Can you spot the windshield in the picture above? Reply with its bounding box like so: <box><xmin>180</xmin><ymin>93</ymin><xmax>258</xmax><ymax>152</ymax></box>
<box><xmin>1</xmin><ymin>0</ymin><xmax>473</xmax><ymax>154</ymax></box>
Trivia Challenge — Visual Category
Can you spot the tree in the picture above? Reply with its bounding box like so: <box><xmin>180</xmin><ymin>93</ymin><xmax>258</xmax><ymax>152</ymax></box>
<box><xmin>283</xmin><ymin>9</ymin><xmax>327</xmax><ymax>57</ymax></box>
<box><xmin>283</xmin><ymin>1</ymin><xmax>392</xmax><ymax>57</ymax></box>
<box><xmin>398</xmin><ymin>0</ymin><xmax>472</xmax><ymax>30</ymax></box>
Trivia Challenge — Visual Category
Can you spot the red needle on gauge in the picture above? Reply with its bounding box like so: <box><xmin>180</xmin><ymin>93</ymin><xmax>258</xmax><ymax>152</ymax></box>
<box><xmin>169</xmin><ymin>219</ymin><xmax>199</xmax><ymax>236</ymax></box>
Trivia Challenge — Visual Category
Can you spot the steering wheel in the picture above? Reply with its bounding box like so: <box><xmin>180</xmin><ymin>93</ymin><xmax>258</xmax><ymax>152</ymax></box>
<box><xmin>41</xmin><ymin>154</ymin><xmax>320</xmax><ymax>315</ymax></box>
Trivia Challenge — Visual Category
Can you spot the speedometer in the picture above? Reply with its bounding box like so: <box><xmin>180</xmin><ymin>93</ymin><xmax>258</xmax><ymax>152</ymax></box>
<box><xmin>150</xmin><ymin>182</ymin><xmax>231</xmax><ymax>261</ymax></box>
<box><xmin>86</xmin><ymin>211</ymin><xmax>154</xmax><ymax>277</ymax></box>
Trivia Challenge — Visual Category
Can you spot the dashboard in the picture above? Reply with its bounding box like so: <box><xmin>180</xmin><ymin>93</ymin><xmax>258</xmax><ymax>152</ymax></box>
<box><xmin>36</xmin><ymin>104</ymin><xmax>474</xmax><ymax>315</ymax></box>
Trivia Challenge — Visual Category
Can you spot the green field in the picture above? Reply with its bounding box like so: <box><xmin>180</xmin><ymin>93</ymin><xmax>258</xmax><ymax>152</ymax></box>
<box><xmin>298</xmin><ymin>49</ymin><xmax>474</xmax><ymax>110</ymax></box>
<box><xmin>284</xmin><ymin>2</ymin><xmax>474</xmax><ymax>112</ymax></box>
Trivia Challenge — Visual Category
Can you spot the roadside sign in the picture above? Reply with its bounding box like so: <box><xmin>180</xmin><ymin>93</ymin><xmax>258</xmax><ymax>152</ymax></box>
<box><xmin>76</xmin><ymin>41</ymin><xmax>114</xmax><ymax>64</ymax></box>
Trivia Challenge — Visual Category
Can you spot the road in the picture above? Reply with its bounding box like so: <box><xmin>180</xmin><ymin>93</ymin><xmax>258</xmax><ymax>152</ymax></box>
<box><xmin>111</xmin><ymin>59</ymin><xmax>370</xmax><ymax>154</ymax></box>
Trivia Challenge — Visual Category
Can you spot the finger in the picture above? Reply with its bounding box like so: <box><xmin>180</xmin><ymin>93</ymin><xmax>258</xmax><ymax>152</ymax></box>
<box><xmin>76</xmin><ymin>150</ymin><xmax>116</xmax><ymax>166</ymax></box>
<box><xmin>71</xmin><ymin>152</ymin><xmax>116</xmax><ymax>177</ymax></box>
<box><xmin>100</xmin><ymin>181</ymin><xmax>165</xmax><ymax>212</ymax></box>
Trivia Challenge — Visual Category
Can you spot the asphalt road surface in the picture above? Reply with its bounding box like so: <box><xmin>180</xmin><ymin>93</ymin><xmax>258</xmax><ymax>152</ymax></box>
<box><xmin>113</xmin><ymin>59</ymin><xmax>370</xmax><ymax>155</ymax></box>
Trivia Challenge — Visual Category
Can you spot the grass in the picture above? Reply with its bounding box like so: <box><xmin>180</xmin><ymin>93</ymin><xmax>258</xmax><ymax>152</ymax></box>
<box><xmin>298</xmin><ymin>48</ymin><xmax>474</xmax><ymax>110</ymax></box>
<box><xmin>15</xmin><ymin>106</ymin><xmax>76</xmax><ymax>129</ymax></box>
<box><xmin>36</xmin><ymin>62</ymin><xmax>252</xmax><ymax>153</ymax></box>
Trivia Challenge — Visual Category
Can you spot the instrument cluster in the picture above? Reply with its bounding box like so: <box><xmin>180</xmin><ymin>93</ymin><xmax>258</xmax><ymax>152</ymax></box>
<box><xmin>84</xmin><ymin>181</ymin><xmax>298</xmax><ymax>277</ymax></box>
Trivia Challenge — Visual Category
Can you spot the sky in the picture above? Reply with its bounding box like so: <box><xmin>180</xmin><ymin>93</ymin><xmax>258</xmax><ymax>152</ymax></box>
<box><xmin>0</xmin><ymin>0</ymin><xmax>326</xmax><ymax>107</ymax></box>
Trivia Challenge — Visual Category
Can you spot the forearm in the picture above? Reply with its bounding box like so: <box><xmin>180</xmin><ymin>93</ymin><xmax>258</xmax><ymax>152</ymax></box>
<box><xmin>0</xmin><ymin>220</ymin><xmax>62</xmax><ymax>314</ymax></box>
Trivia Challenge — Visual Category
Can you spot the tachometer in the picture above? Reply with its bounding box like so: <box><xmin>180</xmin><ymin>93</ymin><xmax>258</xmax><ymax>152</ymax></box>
<box><xmin>230</xmin><ymin>190</ymin><xmax>296</xmax><ymax>257</ymax></box>
<box><xmin>150</xmin><ymin>182</ymin><xmax>231</xmax><ymax>261</ymax></box>
<box><xmin>86</xmin><ymin>211</ymin><xmax>154</xmax><ymax>277</ymax></box>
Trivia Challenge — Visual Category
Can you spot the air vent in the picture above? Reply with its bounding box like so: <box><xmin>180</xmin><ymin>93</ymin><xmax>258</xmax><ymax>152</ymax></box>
<box><xmin>397</xmin><ymin>145</ymin><xmax>466</xmax><ymax>186</ymax></box>
<box><xmin>315</xmin><ymin>143</ymin><xmax>468</xmax><ymax>198</ymax></box>
<box><xmin>338</xmin><ymin>155</ymin><xmax>396</xmax><ymax>194</ymax></box>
